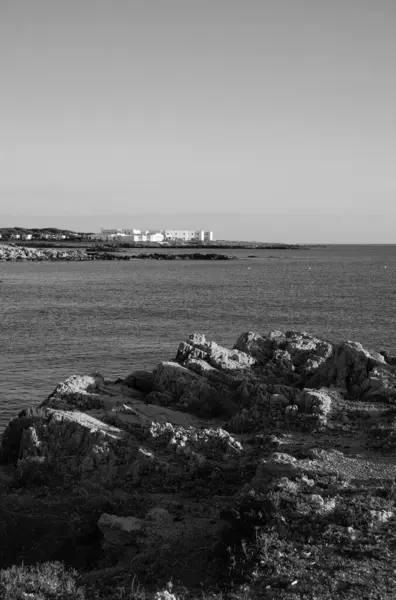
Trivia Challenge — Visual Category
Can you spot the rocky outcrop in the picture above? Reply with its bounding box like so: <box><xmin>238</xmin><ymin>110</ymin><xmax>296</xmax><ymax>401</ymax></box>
<box><xmin>234</xmin><ymin>329</ymin><xmax>333</xmax><ymax>374</ymax></box>
<box><xmin>128</xmin><ymin>253</ymin><xmax>235</xmax><ymax>260</ymax></box>
<box><xmin>0</xmin><ymin>244</ymin><xmax>88</xmax><ymax>261</ymax></box>
<box><xmin>4</xmin><ymin>328</ymin><xmax>392</xmax><ymax>483</ymax></box>
<box><xmin>308</xmin><ymin>340</ymin><xmax>386</xmax><ymax>390</ymax></box>
<box><xmin>0</xmin><ymin>244</ymin><xmax>236</xmax><ymax>262</ymax></box>
<box><xmin>1</xmin><ymin>329</ymin><xmax>396</xmax><ymax>598</ymax></box>
<box><xmin>85</xmin><ymin>252</ymin><xmax>236</xmax><ymax>261</ymax></box>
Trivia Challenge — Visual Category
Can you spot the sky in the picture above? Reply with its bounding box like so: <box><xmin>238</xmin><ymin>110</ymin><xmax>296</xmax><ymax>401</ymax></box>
<box><xmin>0</xmin><ymin>0</ymin><xmax>395</xmax><ymax>243</ymax></box>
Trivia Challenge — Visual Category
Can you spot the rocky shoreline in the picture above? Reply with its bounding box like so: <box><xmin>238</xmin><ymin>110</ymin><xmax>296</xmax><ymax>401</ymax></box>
<box><xmin>1</xmin><ymin>330</ymin><xmax>396</xmax><ymax>599</ymax></box>
<box><xmin>0</xmin><ymin>244</ymin><xmax>236</xmax><ymax>262</ymax></box>
<box><xmin>86</xmin><ymin>251</ymin><xmax>236</xmax><ymax>261</ymax></box>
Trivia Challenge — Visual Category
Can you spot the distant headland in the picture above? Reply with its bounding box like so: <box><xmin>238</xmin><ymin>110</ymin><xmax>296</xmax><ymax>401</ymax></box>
<box><xmin>0</xmin><ymin>227</ymin><xmax>311</xmax><ymax>250</ymax></box>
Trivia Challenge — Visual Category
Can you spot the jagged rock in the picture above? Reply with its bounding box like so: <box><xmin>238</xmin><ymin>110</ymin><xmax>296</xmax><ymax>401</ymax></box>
<box><xmin>234</xmin><ymin>330</ymin><xmax>285</xmax><ymax>364</ymax></box>
<box><xmin>301</xmin><ymin>494</ymin><xmax>336</xmax><ymax>515</ymax></box>
<box><xmin>299</xmin><ymin>389</ymin><xmax>332</xmax><ymax>420</ymax></box>
<box><xmin>42</xmin><ymin>374</ymin><xmax>106</xmax><ymax>410</ymax></box>
<box><xmin>148</xmin><ymin>422</ymin><xmax>243</xmax><ymax>466</ymax></box>
<box><xmin>0</xmin><ymin>244</ymin><xmax>88</xmax><ymax>262</ymax></box>
<box><xmin>309</xmin><ymin>341</ymin><xmax>385</xmax><ymax>391</ymax></box>
<box><xmin>177</xmin><ymin>334</ymin><xmax>256</xmax><ymax>371</ymax></box>
<box><xmin>2</xmin><ymin>409</ymin><xmax>126</xmax><ymax>485</ymax></box>
<box><xmin>152</xmin><ymin>361</ymin><xmax>238</xmax><ymax>417</ymax></box>
<box><xmin>234</xmin><ymin>330</ymin><xmax>333</xmax><ymax>375</ymax></box>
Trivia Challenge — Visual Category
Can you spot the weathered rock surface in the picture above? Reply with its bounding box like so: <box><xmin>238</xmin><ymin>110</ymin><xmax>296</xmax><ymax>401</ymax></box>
<box><xmin>1</xmin><ymin>329</ymin><xmax>396</xmax><ymax>598</ymax></box>
<box><xmin>0</xmin><ymin>244</ymin><xmax>88</xmax><ymax>261</ymax></box>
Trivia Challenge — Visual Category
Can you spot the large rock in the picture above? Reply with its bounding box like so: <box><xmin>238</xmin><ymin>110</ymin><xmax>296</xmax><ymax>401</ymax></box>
<box><xmin>308</xmin><ymin>341</ymin><xmax>387</xmax><ymax>394</ymax></box>
<box><xmin>42</xmin><ymin>374</ymin><xmax>106</xmax><ymax>410</ymax></box>
<box><xmin>234</xmin><ymin>330</ymin><xmax>286</xmax><ymax>364</ymax></box>
<box><xmin>152</xmin><ymin>361</ymin><xmax>238</xmax><ymax>417</ymax></box>
<box><xmin>98</xmin><ymin>514</ymin><xmax>144</xmax><ymax>547</ymax></box>
<box><xmin>234</xmin><ymin>330</ymin><xmax>333</xmax><ymax>375</ymax></box>
<box><xmin>1</xmin><ymin>363</ymin><xmax>231</xmax><ymax>487</ymax></box>
<box><xmin>177</xmin><ymin>334</ymin><xmax>256</xmax><ymax>371</ymax></box>
<box><xmin>235</xmin><ymin>331</ymin><xmax>394</xmax><ymax>402</ymax></box>
<box><xmin>299</xmin><ymin>389</ymin><xmax>332</xmax><ymax>421</ymax></box>
<box><xmin>361</xmin><ymin>364</ymin><xmax>396</xmax><ymax>402</ymax></box>
<box><xmin>4</xmin><ymin>409</ymin><xmax>126</xmax><ymax>485</ymax></box>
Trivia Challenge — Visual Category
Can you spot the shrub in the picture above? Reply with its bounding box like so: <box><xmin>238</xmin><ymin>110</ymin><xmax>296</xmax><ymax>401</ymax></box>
<box><xmin>16</xmin><ymin>456</ymin><xmax>54</xmax><ymax>486</ymax></box>
<box><xmin>0</xmin><ymin>561</ymin><xmax>85</xmax><ymax>600</ymax></box>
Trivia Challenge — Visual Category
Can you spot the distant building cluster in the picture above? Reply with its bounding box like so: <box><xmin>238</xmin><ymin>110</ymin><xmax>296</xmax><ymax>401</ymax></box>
<box><xmin>90</xmin><ymin>228</ymin><xmax>214</xmax><ymax>243</ymax></box>
<box><xmin>0</xmin><ymin>232</ymin><xmax>70</xmax><ymax>241</ymax></box>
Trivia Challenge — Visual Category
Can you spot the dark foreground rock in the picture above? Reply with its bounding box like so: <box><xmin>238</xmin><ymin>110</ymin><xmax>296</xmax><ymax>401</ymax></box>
<box><xmin>1</xmin><ymin>330</ymin><xmax>396</xmax><ymax>599</ymax></box>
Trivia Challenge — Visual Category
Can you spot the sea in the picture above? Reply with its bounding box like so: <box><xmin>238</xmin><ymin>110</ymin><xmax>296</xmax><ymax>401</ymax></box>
<box><xmin>1</xmin><ymin>245</ymin><xmax>396</xmax><ymax>433</ymax></box>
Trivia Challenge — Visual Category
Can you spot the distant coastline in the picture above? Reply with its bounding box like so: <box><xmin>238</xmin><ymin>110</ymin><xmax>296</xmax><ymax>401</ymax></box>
<box><xmin>9</xmin><ymin>240</ymin><xmax>312</xmax><ymax>251</ymax></box>
<box><xmin>0</xmin><ymin>227</ymin><xmax>312</xmax><ymax>250</ymax></box>
<box><xmin>0</xmin><ymin>244</ymin><xmax>236</xmax><ymax>262</ymax></box>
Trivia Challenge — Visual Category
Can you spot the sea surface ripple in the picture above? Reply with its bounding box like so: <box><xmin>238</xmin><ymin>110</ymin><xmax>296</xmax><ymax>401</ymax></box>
<box><xmin>1</xmin><ymin>245</ymin><xmax>396</xmax><ymax>432</ymax></box>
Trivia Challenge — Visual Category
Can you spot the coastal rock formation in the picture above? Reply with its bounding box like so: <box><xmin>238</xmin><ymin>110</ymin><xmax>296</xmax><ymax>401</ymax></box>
<box><xmin>130</xmin><ymin>252</ymin><xmax>235</xmax><ymax>260</ymax></box>
<box><xmin>0</xmin><ymin>244</ymin><xmax>236</xmax><ymax>262</ymax></box>
<box><xmin>0</xmin><ymin>244</ymin><xmax>88</xmax><ymax>261</ymax></box>
<box><xmin>85</xmin><ymin>251</ymin><xmax>236</xmax><ymax>261</ymax></box>
<box><xmin>1</xmin><ymin>329</ymin><xmax>396</xmax><ymax>598</ymax></box>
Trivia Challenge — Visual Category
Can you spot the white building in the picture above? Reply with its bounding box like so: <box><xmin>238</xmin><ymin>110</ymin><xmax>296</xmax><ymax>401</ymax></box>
<box><xmin>122</xmin><ymin>229</ymin><xmax>141</xmax><ymax>235</ymax></box>
<box><xmin>163</xmin><ymin>230</ymin><xmax>213</xmax><ymax>242</ymax></box>
<box><xmin>90</xmin><ymin>227</ymin><xmax>212</xmax><ymax>243</ymax></box>
<box><xmin>146</xmin><ymin>232</ymin><xmax>164</xmax><ymax>242</ymax></box>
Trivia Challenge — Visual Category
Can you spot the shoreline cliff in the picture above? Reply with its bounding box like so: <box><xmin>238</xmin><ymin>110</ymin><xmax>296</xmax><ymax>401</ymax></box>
<box><xmin>1</xmin><ymin>330</ymin><xmax>396</xmax><ymax>599</ymax></box>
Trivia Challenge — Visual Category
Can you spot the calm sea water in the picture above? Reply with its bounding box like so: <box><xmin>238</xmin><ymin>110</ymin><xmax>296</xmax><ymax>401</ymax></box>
<box><xmin>1</xmin><ymin>245</ymin><xmax>396</xmax><ymax>432</ymax></box>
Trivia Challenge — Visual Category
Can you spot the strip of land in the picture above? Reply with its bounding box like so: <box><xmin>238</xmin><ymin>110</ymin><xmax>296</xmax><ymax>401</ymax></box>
<box><xmin>0</xmin><ymin>227</ymin><xmax>312</xmax><ymax>250</ymax></box>
<box><xmin>0</xmin><ymin>244</ymin><xmax>236</xmax><ymax>262</ymax></box>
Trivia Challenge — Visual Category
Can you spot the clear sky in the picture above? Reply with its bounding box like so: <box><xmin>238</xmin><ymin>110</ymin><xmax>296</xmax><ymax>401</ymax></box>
<box><xmin>0</xmin><ymin>0</ymin><xmax>395</xmax><ymax>243</ymax></box>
